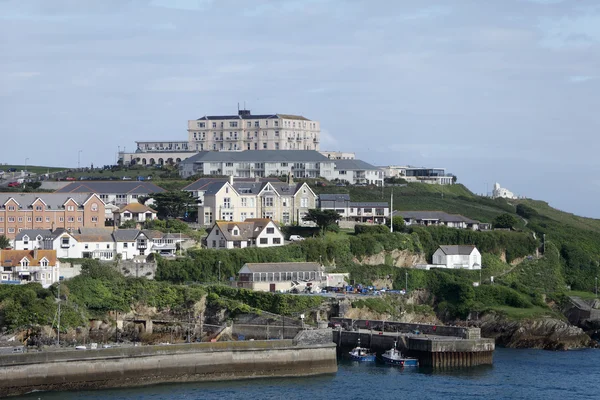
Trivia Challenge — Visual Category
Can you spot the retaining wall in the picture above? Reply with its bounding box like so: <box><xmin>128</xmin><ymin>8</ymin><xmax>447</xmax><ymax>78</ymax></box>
<box><xmin>0</xmin><ymin>339</ymin><xmax>337</xmax><ymax>398</ymax></box>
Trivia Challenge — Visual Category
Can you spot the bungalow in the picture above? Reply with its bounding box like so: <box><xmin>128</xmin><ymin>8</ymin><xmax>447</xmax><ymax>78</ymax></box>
<box><xmin>0</xmin><ymin>249</ymin><xmax>59</xmax><ymax>288</ymax></box>
<box><xmin>236</xmin><ymin>262</ymin><xmax>324</xmax><ymax>292</ymax></box>
<box><xmin>392</xmin><ymin>211</ymin><xmax>481</xmax><ymax>230</ymax></box>
<box><xmin>318</xmin><ymin>194</ymin><xmax>389</xmax><ymax>224</ymax></box>
<box><xmin>206</xmin><ymin>218</ymin><xmax>284</xmax><ymax>250</ymax></box>
<box><xmin>431</xmin><ymin>245</ymin><xmax>481</xmax><ymax>270</ymax></box>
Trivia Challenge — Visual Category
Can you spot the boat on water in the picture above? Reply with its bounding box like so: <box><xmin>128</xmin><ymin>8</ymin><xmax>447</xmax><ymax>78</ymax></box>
<box><xmin>381</xmin><ymin>341</ymin><xmax>419</xmax><ymax>367</ymax></box>
<box><xmin>349</xmin><ymin>338</ymin><xmax>376</xmax><ymax>362</ymax></box>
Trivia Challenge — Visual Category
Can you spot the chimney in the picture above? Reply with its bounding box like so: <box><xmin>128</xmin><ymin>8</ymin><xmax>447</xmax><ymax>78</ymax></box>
<box><xmin>34</xmin><ymin>248</ymin><xmax>38</xmax><ymax>260</ymax></box>
<box><xmin>288</xmin><ymin>172</ymin><xmax>294</xmax><ymax>185</ymax></box>
<box><xmin>229</xmin><ymin>175</ymin><xmax>234</xmax><ymax>185</ymax></box>
<box><xmin>255</xmin><ymin>176</ymin><xmax>260</xmax><ymax>183</ymax></box>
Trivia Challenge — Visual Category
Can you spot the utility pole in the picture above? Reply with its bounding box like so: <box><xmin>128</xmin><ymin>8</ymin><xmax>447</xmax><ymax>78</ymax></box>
<box><xmin>78</xmin><ymin>150</ymin><xmax>82</xmax><ymax>169</ymax></box>
<box><xmin>390</xmin><ymin>189</ymin><xmax>394</xmax><ymax>232</ymax></box>
<box><xmin>57</xmin><ymin>280</ymin><xmax>61</xmax><ymax>347</ymax></box>
<box><xmin>405</xmin><ymin>271</ymin><xmax>408</xmax><ymax>293</ymax></box>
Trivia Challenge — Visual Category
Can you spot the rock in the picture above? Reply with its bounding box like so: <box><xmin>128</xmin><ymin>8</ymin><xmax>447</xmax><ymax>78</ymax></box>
<box><xmin>478</xmin><ymin>313</ymin><xmax>595</xmax><ymax>350</ymax></box>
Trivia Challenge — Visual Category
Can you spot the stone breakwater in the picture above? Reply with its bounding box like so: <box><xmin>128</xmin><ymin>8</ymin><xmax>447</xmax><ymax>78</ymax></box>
<box><xmin>0</xmin><ymin>332</ymin><xmax>337</xmax><ymax>398</ymax></box>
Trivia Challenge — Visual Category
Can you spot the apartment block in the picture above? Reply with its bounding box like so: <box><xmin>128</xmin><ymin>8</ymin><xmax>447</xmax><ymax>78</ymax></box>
<box><xmin>179</xmin><ymin>150</ymin><xmax>335</xmax><ymax>180</ymax></box>
<box><xmin>0</xmin><ymin>193</ymin><xmax>105</xmax><ymax>240</ymax></box>
<box><xmin>183</xmin><ymin>177</ymin><xmax>317</xmax><ymax>227</ymax></box>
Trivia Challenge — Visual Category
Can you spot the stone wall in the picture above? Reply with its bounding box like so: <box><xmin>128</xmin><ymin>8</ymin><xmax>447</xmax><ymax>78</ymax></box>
<box><xmin>117</xmin><ymin>260</ymin><xmax>157</xmax><ymax>279</ymax></box>
<box><xmin>0</xmin><ymin>340</ymin><xmax>337</xmax><ymax>397</ymax></box>
<box><xmin>331</xmin><ymin>317</ymin><xmax>477</xmax><ymax>339</ymax></box>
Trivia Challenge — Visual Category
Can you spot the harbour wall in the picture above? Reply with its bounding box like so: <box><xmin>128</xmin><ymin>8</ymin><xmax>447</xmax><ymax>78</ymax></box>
<box><xmin>331</xmin><ymin>317</ymin><xmax>481</xmax><ymax>339</ymax></box>
<box><xmin>0</xmin><ymin>333</ymin><xmax>337</xmax><ymax>398</ymax></box>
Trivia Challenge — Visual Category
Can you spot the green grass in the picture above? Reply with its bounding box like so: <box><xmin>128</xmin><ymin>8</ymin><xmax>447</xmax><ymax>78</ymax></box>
<box><xmin>566</xmin><ymin>290</ymin><xmax>599</xmax><ymax>300</ymax></box>
<box><xmin>1</xmin><ymin>164</ymin><xmax>67</xmax><ymax>175</ymax></box>
<box><xmin>485</xmin><ymin>306</ymin><xmax>560</xmax><ymax>320</ymax></box>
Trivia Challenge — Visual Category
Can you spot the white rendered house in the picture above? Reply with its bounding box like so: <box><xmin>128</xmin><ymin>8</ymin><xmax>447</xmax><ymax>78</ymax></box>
<box><xmin>431</xmin><ymin>245</ymin><xmax>481</xmax><ymax>270</ymax></box>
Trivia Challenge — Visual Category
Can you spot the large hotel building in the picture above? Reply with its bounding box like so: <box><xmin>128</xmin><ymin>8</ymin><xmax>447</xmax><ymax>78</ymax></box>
<box><xmin>120</xmin><ymin>109</ymin><xmax>321</xmax><ymax>166</ymax></box>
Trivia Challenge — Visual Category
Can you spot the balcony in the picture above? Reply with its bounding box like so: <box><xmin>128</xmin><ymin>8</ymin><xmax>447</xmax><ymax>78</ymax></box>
<box><xmin>61</xmin><ymin>243</ymin><xmax>70</xmax><ymax>248</ymax></box>
<box><xmin>137</xmin><ymin>242</ymin><xmax>147</xmax><ymax>249</ymax></box>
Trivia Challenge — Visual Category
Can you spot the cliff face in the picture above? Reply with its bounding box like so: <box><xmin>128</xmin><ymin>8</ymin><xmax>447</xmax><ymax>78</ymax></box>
<box><xmin>476</xmin><ymin>313</ymin><xmax>596</xmax><ymax>350</ymax></box>
<box><xmin>352</xmin><ymin>249</ymin><xmax>426</xmax><ymax>267</ymax></box>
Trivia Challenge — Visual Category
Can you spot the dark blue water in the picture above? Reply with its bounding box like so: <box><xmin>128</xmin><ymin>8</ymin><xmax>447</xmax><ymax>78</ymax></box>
<box><xmin>17</xmin><ymin>348</ymin><xmax>600</xmax><ymax>400</ymax></box>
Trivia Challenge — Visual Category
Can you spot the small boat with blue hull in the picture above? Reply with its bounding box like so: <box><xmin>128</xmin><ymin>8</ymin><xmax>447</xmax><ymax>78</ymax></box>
<box><xmin>381</xmin><ymin>341</ymin><xmax>419</xmax><ymax>367</ymax></box>
<box><xmin>349</xmin><ymin>338</ymin><xmax>376</xmax><ymax>362</ymax></box>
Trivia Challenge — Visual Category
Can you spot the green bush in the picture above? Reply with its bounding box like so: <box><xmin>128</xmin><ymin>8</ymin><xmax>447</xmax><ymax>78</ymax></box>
<box><xmin>355</xmin><ymin>224</ymin><xmax>390</xmax><ymax>235</ymax></box>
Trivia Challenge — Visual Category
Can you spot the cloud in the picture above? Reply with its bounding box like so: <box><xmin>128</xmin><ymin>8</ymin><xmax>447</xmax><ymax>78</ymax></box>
<box><xmin>149</xmin><ymin>0</ymin><xmax>213</xmax><ymax>11</ymax></box>
<box><xmin>568</xmin><ymin>75</ymin><xmax>595</xmax><ymax>83</ymax></box>
<box><xmin>9</xmin><ymin>71</ymin><xmax>40</xmax><ymax>79</ymax></box>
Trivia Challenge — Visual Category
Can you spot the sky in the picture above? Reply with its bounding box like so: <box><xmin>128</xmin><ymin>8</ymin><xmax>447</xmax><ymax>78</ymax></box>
<box><xmin>1</xmin><ymin>0</ymin><xmax>599</xmax><ymax>217</ymax></box>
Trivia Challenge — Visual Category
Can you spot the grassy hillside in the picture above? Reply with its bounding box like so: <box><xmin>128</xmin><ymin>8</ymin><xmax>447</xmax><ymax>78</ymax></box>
<box><xmin>0</xmin><ymin>165</ymin><xmax>67</xmax><ymax>175</ymax></box>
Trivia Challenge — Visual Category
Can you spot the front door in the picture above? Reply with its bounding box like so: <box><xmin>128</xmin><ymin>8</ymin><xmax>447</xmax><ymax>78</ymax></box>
<box><xmin>270</xmin><ymin>283</ymin><xmax>276</xmax><ymax>292</ymax></box>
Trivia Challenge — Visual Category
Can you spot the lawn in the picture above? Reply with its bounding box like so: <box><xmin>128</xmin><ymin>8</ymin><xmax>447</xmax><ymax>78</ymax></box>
<box><xmin>566</xmin><ymin>290</ymin><xmax>599</xmax><ymax>300</ymax></box>
<box><xmin>1</xmin><ymin>164</ymin><xmax>67</xmax><ymax>175</ymax></box>
<box><xmin>486</xmin><ymin>306</ymin><xmax>561</xmax><ymax>320</ymax></box>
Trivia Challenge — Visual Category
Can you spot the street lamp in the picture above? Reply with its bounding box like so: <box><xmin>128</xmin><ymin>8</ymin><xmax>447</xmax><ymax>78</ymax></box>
<box><xmin>78</xmin><ymin>150</ymin><xmax>82</xmax><ymax>169</ymax></box>
<box><xmin>218</xmin><ymin>260</ymin><xmax>221</xmax><ymax>283</ymax></box>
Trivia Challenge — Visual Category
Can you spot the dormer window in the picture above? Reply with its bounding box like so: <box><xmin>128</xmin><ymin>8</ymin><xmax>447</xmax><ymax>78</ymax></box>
<box><xmin>233</xmin><ymin>229</ymin><xmax>239</xmax><ymax>236</ymax></box>
<box><xmin>23</xmin><ymin>235</ymin><xmax>29</xmax><ymax>245</ymax></box>
<box><xmin>91</xmin><ymin>203</ymin><xmax>98</xmax><ymax>211</ymax></box>
<box><xmin>67</xmin><ymin>205</ymin><xmax>74</xmax><ymax>211</ymax></box>
<box><xmin>40</xmin><ymin>258</ymin><xmax>49</xmax><ymax>268</ymax></box>
<box><xmin>8</xmin><ymin>206</ymin><xmax>15</xmax><ymax>211</ymax></box>
<box><xmin>35</xmin><ymin>205</ymin><xmax>43</xmax><ymax>211</ymax></box>
<box><xmin>36</xmin><ymin>235</ymin><xmax>43</xmax><ymax>241</ymax></box>
<box><xmin>20</xmin><ymin>258</ymin><xmax>29</xmax><ymax>268</ymax></box>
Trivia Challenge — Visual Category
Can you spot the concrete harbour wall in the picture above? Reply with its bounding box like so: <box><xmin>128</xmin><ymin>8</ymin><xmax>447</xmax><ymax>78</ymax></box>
<box><xmin>0</xmin><ymin>339</ymin><xmax>337</xmax><ymax>398</ymax></box>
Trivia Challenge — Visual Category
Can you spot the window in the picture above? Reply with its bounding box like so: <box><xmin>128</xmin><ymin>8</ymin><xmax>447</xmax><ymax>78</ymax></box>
<box><xmin>20</xmin><ymin>258</ymin><xmax>29</xmax><ymax>268</ymax></box>
<box><xmin>91</xmin><ymin>203</ymin><xmax>98</xmax><ymax>211</ymax></box>
<box><xmin>280</xmin><ymin>162</ymin><xmax>288</xmax><ymax>167</ymax></box>
<box><xmin>35</xmin><ymin>205</ymin><xmax>43</xmax><ymax>211</ymax></box>
<box><xmin>262</xmin><ymin>211</ymin><xmax>273</xmax><ymax>219</ymax></box>
<box><xmin>283</xmin><ymin>212</ymin><xmax>290</xmax><ymax>224</ymax></box>
<box><xmin>35</xmin><ymin>217</ymin><xmax>42</xmax><ymax>222</ymax></box>
<box><xmin>233</xmin><ymin>229</ymin><xmax>239</xmax><ymax>236</ymax></box>
<box><xmin>8</xmin><ymin>228</ymin><xmax>15</xmax><ymax>233</ymax></box>
<box><xmin>364</xmin><ymin>208</ymin><xmax>372</xmax><ymax>213</ymax></box>
<box><xmin>248</xmin><ymin>198</ymin><xmax>255</xmax><ymax>207</ymax></box>
<box><xmin>262</xmin><ymin>142</ymin><xmax>267</xmax><ymax>149</ymax></box>
<box><xmin>92</xmin><ymin>217</ymin><xmax>98</xmax><ymax>222</ymax></box>
<box><xmin>85</xmin><ymin>244</ymin><xmax>89</xmax><ymax>249</ymax></box>
<box><xmin>274</xmin><ymin>121</ymin><xmax>279</xmax><ymax>127</ymax></box>
<box><xmin>8</xmin><ymin>206</ymin><xmax>15</xmax><ymax>211</ymax></box>
<box><xmin>273</xmin><ymin>238</ymin><xmax>281</xmax><ymax>244</ymax></box>
<box><xmin>240</xmin><ymin>212</ymin><xmax>247</xmax><ymax>221</ymax></box>
<box><xmin>67</xmin><ymin>205</ymin><xmax>75</xmax><ymax>211</ymax></box>
<box><xmin>124</xmin><ymin>243</ymin><xmax>128</xmax><ymax>248</ymax></box>
<box><xmin>59</xmin><ymin>217</ymin><xmax>64</xmax><ymax>222</ymax></box>
<box><xmin>264</xmin><ymin>197</ymin><xmax>273</xmax><ymax>207</ymax></box>
<box><xmin>266</xmin><ymin>227</ymin><xmax>275</xmax><ymax>234</ymax></box>
<box><xmin>241</xmin><ymin>198</ymin><xmax>247</xmax><ymax>207</ymax></box>
<box><xmin>229</xmin><ymin>121</ymin><xmax>238</xmax><ymax>127</ymax></box>
<box><xmin>0</xmin><ymin>217</ymin><xmax>3</xmax><ymax>222</ymax></box>
<box><xmin>197</xmin><ymin>122</ymin><xmax>205</xmax><ymax>128</ymax></box>
<box><xmin>204</xmin><ymin>212</ymin><xmax>213</xmax><ymax>225</ymax></box>
<box><xmin>8</xmin><ymin>217</ymin><xmax>15</xmax><ymax>222</ymax></box>
<box><xmin>221</xmin><ymin>212</ymin><xmax>233</xmax><ymax>221</ymax></box>
<box><xmin>67</xmin><ymin>217</ymin><xmax>74</xmax><ymax>222</ymax></box>
<box><xmin>27</xmin><ymin>217</ymin><xmax>32</xmax><ymax>222</ymax></box>
<box><xmin>275</xmin><ymin>143</ymin><xmax>279</xmax><ymax>150</ymax></box>
<box><xmin>212</xmin><ymin>122</ymin><xmax>217</xmax><ymax>128</ymax></box>
<box><xmin>40</xmin><ymin>259</ymin><xmax>48</xmax><ymax>267</ymax></box>
<box><xmin>212</xmin><ymin>240</ymin><xmax>216</xmax><ymax>247</ymax></box>
<box><xmin>259</xmin><ymin>238</ymin><xmax>268</xmax><ymax>244</ymax></box>
<box><xmin>282</xmin><ymin>199</ymin><xmax>288</xmax><ymax>207</ymax></box>
<box><xmin>116</xmin><ymin>195</ymin><xmax>127</xmax><ymax>202</ymax></box>
<box><xmin>225</xmin><ymin>162</ymin><xmax>234</xmax><ymax>167</ymax></box>
<box><xmin>45</xmin><ymin>217</ymin><xmax>50</xmax><ymax>222</ymax></box>
<box><xmin>77</xmin><ymin>217</ymin><xmax>82</xmax><ymax>222</ymax></box>
<box><xmin>301</xmin><ymin>198</ymin><xmax>308</xmax><ymax>208</ymax></box>
<box><xmin>223</xmin><ymin>197</ymin><xmax>231</xmax><ymax>209</ymax></box>
<box><xmin>18</xmin><ymin>217</ymin><xmax>23</xmax><ymax>222</ymax></box>
<box><xmin>219</xmin><ymin>239</ymin><xmax>226</xmax><ymax>248</ymax></box>
<box><xmin>254</xmin><ymin>121</ymin><xmax>259</xmax><ymax>127</ymax></box>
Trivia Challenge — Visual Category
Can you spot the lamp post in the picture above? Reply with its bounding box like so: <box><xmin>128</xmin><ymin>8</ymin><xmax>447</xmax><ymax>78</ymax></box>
<box><xmin>218</xmin><ymin>260</ymin><xmax>221</xmax><ymax>283</ymax></box>
<box><xmin>78</xmin><ymin>150</ymin><xmax>82</xmax><ymax>169</ymax></box>
<box><xmin>405</xmin><ymin>271</ymin><xmax>408</xmax><ymax>293</ymax></box>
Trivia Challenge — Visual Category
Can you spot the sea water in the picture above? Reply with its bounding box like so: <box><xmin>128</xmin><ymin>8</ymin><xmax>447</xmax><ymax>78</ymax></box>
<box><xmin>15</xmin><ymin>348</ymin><xmax>600</xmax><ymax>400</ymax></box>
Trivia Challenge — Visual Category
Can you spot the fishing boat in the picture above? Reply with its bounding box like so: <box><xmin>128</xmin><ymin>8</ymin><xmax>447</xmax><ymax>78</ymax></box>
<box><xmin>348</xmin><ymin>338</ymin><xmax>376</xmax><ymax>362</ymax></box>
<box><xmin>381</xmin><ymin>340</ymin><xmax>418</xmax><ymax>367</ymax></box>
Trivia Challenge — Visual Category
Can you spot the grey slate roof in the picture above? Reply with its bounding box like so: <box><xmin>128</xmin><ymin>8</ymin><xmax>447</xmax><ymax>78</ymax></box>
<box><xmin>0</xmin><ymin>193</ymin><xmax>100</xmax><ymax>210</ymax></box>
<box><xmin>240</xmin><ymin>262</ymin><xmax>322</xmax><ymax>273</ymax></box>
<box><xmin>15</xmin><ymin>229</ymin><xmax>68</xmax><ymax>241</ymax></box>
<box><xmin>112</xmin><ymin>229</ymin><xmax>141</xmax><ymax>242</ymax></box>
<box><xmin>54</xmin><ymin>181</ymin><xmax>165</xmax><ymax>195</ymax></box>
<box><xmin>334</xmin><ymin>159</ymin><xmax>378</xmax><ymax>170</ymax></box>
<box><xmin>438</xmin><ymin>245</ymin><xmax>477</xmax><ymax>255</ymax></box>
<box><xmin>183</xmin><ymin>177</ymin><xmax>281</xmax><ymax>191</ymax></box>
<box><xmin>392</xmin><ymin>211</ymin><xmax>479</xmax><ymax>224</ymax></box>
<box><xmin>319</xmin><ymin>194</ymin><xmax>351</xmax><ymax>202</ymax></box>
<box><xmin>181</xmin><ymin>150</ymin><xmax>331</xmax><ymax>164</ymax></box>
<box><xmin>212</xmin><ymin>219</ymin><xmax>278</xmax><ymax>241</ymax></box>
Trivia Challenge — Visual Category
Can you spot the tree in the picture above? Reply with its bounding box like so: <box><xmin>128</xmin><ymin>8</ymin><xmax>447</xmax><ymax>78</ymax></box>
<box><xmin>148</xmin><ymin>191</ymin><xmax>195</xmax><ymax>220</ymax></box>
<box><xmin>493</xmin><ymin>213</ymin><xmax>519</xmax><ymax>229</ymax></box>
<box><xmin>392</xmin><ymin>216</ymin><xmax>405</xmax><ymax>232</ymax></box>
<box><xmin>0</xmin><ymin>235</ymin><xmax>10</xmax><ymax>249</ymax></box>
<box><xmin>302</xmin><ymin>209</ymin><xmax>341</xmax><ymax>235</ymax></box>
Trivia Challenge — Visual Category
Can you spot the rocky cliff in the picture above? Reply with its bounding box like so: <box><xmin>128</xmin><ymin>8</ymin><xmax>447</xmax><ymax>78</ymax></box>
<box><xmin>475</xmin><ymin>313</ymin><xmax>596</xmax><ymax>350</ymax></box>
<box><xmin>352</xmin><ymin>249</ymin><xmax>426</xmax><ymax>267</ymax></box>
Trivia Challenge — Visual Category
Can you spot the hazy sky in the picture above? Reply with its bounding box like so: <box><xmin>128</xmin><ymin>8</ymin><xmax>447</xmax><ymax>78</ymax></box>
<box><xmin>1</xmin><ymin>0</ymin><xmax>599</xmax><ymax>217</ymax></box>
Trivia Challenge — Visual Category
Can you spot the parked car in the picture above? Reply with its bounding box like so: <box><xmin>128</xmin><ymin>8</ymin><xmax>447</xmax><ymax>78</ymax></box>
<box><xmin>7</xmin><ymin>168</ymin><xmax>17</xmax><ymax>172</ymax></box>
<box><xmin>65</xmin><ymin>177</ymin><xmax>76</xmax><ymax>181</ymax></box>
<box><xmin>8</xmin><ymin>181</ymin><xmax>21</xmax><ymax>187</ymax></box>
<box><xmin>122</xmin><ymin>176</ymin><xmax>132</xmax><ymax>180</ymax></box>
<box><xmin>289</xmin><ymin>235</ymin><xmax>305</xmax><ymax>242</ymax></box>
<box><xmin>0</xmin><ymin>170</ymin><xmax>4</xmax><ymax>176</ymax></box>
